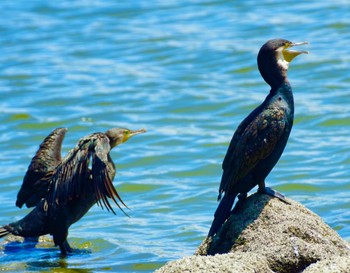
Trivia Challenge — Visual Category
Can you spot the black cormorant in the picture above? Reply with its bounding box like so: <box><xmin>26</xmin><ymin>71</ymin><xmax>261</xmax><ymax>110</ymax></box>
<box><xmin>208</xmin><ymin>39</ymin><xmax>308</xmax><ymax>237</ymax></box>
<box><xmin>0</xmin><ymin>127</ymin><xmax>146</xmax><ymax>255</ymax></box>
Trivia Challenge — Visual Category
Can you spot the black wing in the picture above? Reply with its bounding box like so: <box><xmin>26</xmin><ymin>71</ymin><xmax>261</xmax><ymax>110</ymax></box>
<box><xmin>46</xmin><ymin>132</ymin><xmax>127</xmax><ymax>215</ymax></box>
<box><xmin>16</xmin><ymin>128</ymin><xmax>67</xmax><ymax>208</ymax></box>
<box><xmin>219</xmin><ymin>106</ymin><xmax>287</xmax><ymax>196</ymax></box>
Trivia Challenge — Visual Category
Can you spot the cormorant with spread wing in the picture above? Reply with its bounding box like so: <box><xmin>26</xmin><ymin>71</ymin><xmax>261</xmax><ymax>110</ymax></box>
<box><xmin>0</xmin><ymin>127</ymin><xmax>146</xmax><ymax>255</ymax></box>
<box><xmin>208</xmin><ymin>39</ymin><xmax>308</xmax><ymax>237</ymax></box>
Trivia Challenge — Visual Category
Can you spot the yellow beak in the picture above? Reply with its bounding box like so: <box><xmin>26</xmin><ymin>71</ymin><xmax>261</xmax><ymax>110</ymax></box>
<box><xmin>123</xmin><ymin>128</ymin><xmax>146</xmax><ymax>143</ymax></box>
<box><xmin>283</xmin><ymin>41</ymin><xmax>309</xmax><ymax>63</ymax></box>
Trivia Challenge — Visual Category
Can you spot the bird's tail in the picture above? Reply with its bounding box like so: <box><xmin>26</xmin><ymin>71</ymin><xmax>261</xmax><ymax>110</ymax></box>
<box><xmin>208</xmin><ymin>193</ymin><xmax>237</xmax><ymax>237</ymax></box>
<box><xmin>0</xmin><ymin>226</ymin><xmax>10</xmax><ymax>238</ymax></box>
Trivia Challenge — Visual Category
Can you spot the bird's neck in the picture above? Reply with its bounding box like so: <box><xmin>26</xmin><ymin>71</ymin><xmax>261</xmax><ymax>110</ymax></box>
<box><xmin>271</xmin><ymin>81</ymin><xmax>293</xmax><ymax>97</ymax></box>
<box><xmin>267</xmin><ymin>68</ymin><xmax>288</xmax><ymax>90</ymax></box>
<box><xmin>270</xmin><ymin>81</ymin><xmax>294</xmax><ymax>111</ymax></box>
<box><xmin>259</xmin><ymin>56</ymin><xmax>289</xmax><ymax>89</ymax></box>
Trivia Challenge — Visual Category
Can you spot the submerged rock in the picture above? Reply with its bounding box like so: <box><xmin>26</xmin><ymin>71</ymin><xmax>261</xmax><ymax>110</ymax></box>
<box><xmin>155</xmin><ymin>193</ymin><xmax>350</xmax><ymax>273</ymax></box>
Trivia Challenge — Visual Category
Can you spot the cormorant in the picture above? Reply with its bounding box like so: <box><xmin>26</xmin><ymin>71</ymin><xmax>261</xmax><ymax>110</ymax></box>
<box><xmin>0</xmin><ymin>127</ymin><xmax>146</xmax><ymax>255</ymax></box>
<box><xmin>208</xmin><ymin>39</ymin><xmax>308</xmax><ymax>237</ymax></box>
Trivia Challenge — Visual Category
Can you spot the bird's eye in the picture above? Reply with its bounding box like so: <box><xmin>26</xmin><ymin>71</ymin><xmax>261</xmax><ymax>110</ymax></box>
<box><xmin>124</xmin><ymin>130</ymin><xmax>129</xmax><ymax>134</ymax></box>
<box><xmin>285</xmin><ymin>42</ymin><xmax>292</xmax><ymax>48</ymax></box>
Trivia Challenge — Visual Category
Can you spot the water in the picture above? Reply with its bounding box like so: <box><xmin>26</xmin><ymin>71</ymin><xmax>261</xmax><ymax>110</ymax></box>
<box><xmin>0</xmin><ymin>0</ymin><xmax>349</xmax><ymax>272</ymax></box>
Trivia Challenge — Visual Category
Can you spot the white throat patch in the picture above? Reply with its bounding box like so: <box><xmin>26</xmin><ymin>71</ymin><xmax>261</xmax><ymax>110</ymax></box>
<box><xmin>276</xmin><ymin>47</ymin><xmax>289</xmax><ymax>71</ymax></box>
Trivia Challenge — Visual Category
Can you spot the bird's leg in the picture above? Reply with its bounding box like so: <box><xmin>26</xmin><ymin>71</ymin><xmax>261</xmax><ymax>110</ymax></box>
<box><xmin>258</xmin><ymin>181</ymin><xmax>290</xmax><ymax>204</ymax></box>
<box><xmin>53</xmin><ymin>229</ymin><xmax>74</xmax><ymax>256</ymax></box>
<box><xmin>231</xmin><ymin>193</ymin><xmax>247</xmax><ymax>214</ymax></box>
<box><xmin>59</xmin><ymin>239</ymin><xmax>73</xmax><ymax>256</ymax></box>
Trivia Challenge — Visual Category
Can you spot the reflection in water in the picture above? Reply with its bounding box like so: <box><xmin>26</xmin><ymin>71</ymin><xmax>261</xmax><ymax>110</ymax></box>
<box><xmin>0</xmin><ymin>0</ymin><xmax>349</xmax><ymax>272</ymax></box>
<box><xmin>1</xmin><ymin>237</ymin><xmax>93</xmax><ymax>272</ymax></box>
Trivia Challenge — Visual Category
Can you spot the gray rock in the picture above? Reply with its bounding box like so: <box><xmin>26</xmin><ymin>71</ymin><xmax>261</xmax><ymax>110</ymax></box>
<box><xmin>156</xmin><ymin>193</ymin><xmax>350</xmax><ymax>273</ymax></box>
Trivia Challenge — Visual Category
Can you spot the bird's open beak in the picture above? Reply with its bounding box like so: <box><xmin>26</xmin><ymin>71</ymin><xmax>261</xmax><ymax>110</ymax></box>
<box><xmin>283</xmin><ymin>41</ymin><xmax>309</xmax><ymax>62</ymax></box>
<box><xmin>129</xmin><ymin>128</ymin><xmax>147</xmax><ymax>138</ymax></box>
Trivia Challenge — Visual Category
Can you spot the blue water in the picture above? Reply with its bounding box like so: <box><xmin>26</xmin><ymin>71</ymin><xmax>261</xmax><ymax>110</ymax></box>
<box><xmin>0</xmin><ymin>0</ymin><xmax>349</xmax><ymax>272</ymax></box>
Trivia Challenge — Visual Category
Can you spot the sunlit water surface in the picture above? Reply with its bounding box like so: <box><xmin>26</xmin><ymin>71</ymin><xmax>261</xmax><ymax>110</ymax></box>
<box><xmin>0</xmin><ymin>0</ymin><xmax>349</xmax><ymax>272</ymax></box>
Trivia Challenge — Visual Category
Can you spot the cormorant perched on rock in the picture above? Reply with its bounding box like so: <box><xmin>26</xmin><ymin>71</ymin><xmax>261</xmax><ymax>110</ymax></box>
<box><xmin>208</xmin><ymin>39</ymin><xmax>308</xmax><ymax>237</ymax></box>
<box><xmin>0</xmin><ymin>127</ymin><xmax>146</xmax><ymax>255</ymax></box>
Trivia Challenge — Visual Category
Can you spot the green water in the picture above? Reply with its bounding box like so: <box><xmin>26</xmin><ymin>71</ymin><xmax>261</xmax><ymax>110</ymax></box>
<box><xmin>0</xmin><ymin>0</ymin><xmax>349</xmax><ymax>272</ymax></box>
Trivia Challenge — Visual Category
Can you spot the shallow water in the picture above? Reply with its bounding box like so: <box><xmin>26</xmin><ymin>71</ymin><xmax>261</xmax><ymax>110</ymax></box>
<box><xmin>0</xmin><ymin>0</ymin><xmax>349</xmax><ymax>272</ymax></box>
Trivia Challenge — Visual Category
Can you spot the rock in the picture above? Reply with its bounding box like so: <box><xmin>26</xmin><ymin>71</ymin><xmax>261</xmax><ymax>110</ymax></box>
<box><xmin>155</xmin><ymin>193</ymin><xmax>350</xmax><ymax>273</ymax></box>
<box><xmin>0</xmin><ymin>234</ymin><xmax>55</xmax><ymax>252</ymax></box>
<box><xmin>302</xmin><ymin>255</ymin><xmax>350</xmax><ymax>273</ymax></box>
<box><xmin>154</xmin><ymin>252</ymin><xmax>274</xmax><ymax>273</ymax></box>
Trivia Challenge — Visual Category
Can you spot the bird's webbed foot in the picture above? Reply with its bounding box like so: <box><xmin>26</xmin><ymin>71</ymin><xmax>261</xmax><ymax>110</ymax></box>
<box><xmin>258</xmin><ymin>187</ymin><xmax>290</xmax><ymax>204</ymax></box>
<box><xmin>231</xmin><ymin>193</ymin><xmax>247</xmax><ymax>214</ymax></box>
<box><xmin>59</xmin><ymin>240</ymin><xmax>74</xmax><ymax>256</ymax></box>
<box><xmin>59</xmin><ymin>240</ymin><xmax>90</xmax><ymax>256</ymax></box>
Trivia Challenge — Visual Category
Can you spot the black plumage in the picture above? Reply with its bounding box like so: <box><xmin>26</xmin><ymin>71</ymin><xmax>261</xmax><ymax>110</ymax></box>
<box><xmin>208</xmin><ymin>39</ymin><xmax>308</xmax><ymax>237</ymax></box>
<box><xmin>16</xmin><ymin>128</ymin><xmax>67</xmax><ymax>209</ymax></box>
<box><xmin>0</xmin><ymin>127</ymin><xmax>146</xmax><ymax>255</ymax></box>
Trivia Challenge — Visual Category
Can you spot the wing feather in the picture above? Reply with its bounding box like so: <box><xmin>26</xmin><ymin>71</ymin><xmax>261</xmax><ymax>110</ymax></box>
<box><xmin>46</xmin><ymin>133</ymin><xmax>127</xmax><ymax>215</ymax></box>
<box><xmin>47</xmin><ymin>136</ymin><xmax>91</xmax><ymax>208</ymax></box>
<box><xmin>220</xmin><ymin>106</ymin><xmax>287</xmax><ymax>195</ymax></box>
<box><xmin>92</xmin><ymin>137</ymin><xmax>128</xmax><ymax>215</ymax></box>
<box><xmin>16</xmin><ymin>128</ymin><xmax>67</xmax><ymax>208</ymax></box>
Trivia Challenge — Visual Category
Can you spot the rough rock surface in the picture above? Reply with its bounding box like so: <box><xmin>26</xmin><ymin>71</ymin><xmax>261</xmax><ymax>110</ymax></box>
<box><xmin>154</xmin><ymin>252</ymin><xmax>273</xmax><ymax>273</ymax></box>
<box><xmin>155</xmin><ymin>193</ymin><xmax>350</xmax><ymax>273</ymax></box>
<box><xmin>302</xmin><ymin>255</ymin><xmax>350</xmax><ymax>273</ymax></box>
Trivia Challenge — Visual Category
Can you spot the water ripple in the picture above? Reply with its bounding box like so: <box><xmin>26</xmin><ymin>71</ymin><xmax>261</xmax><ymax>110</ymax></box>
<box><xmin>0</xmin><ymin>0</ymin><xmax>349</xmax><ymax>272</ymax></box>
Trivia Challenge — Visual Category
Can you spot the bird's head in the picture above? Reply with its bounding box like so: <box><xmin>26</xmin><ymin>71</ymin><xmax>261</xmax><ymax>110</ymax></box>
<box><xmin>105</xmin><ymin>128</ymin><xmax>146</xmax><ymax>148</ymax></box>
<box><xmin>257</xmin><ymin>39</ymin><xmax>308</xmax><ymax>88</ymax></box>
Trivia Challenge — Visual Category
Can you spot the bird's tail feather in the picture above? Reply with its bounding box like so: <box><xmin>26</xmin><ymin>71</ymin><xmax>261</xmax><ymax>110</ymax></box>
<box><xmin>208</xmin><ymin>194</ymin><xmax>236</xmax><ymax>237</ymax></box>
<box><xmin>0</xmin><ymin>226</ymin><xmax>10</xmax><ymax>238</ymax></box>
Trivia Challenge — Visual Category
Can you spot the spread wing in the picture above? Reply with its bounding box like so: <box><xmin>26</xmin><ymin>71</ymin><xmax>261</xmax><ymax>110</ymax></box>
<box><xmin>46</xmin><ymin>133</ymin><xmax>127</xmax><ymax>215</ymax></box>
<box><xmin>219</xmin><ymin>106</ymin><xmax>287</xmax><ymax>196</ymax></box>
<box><xmin>16</xmin><ymin>128</ymin><xmax>67</xmax><ymax>208</ymax></box>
